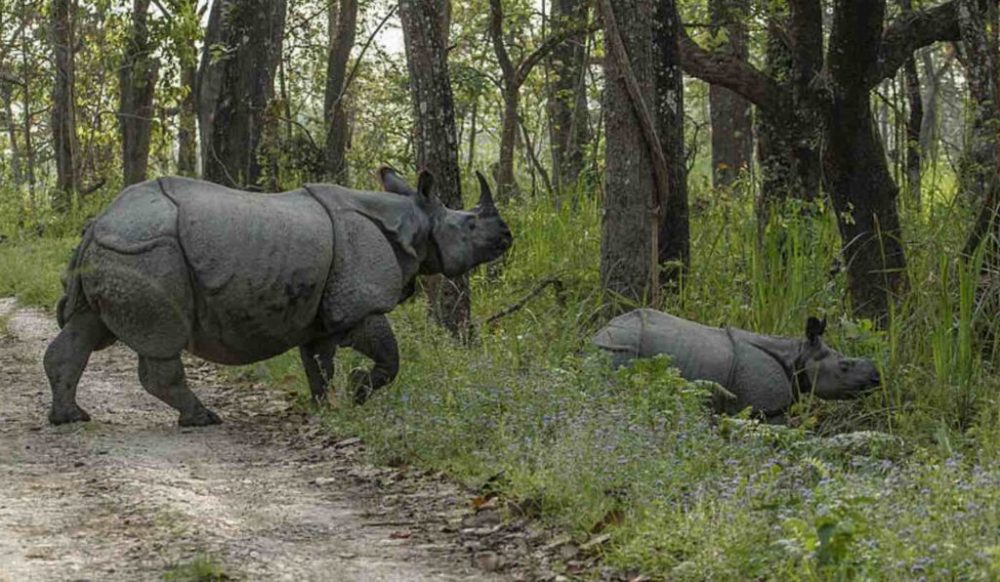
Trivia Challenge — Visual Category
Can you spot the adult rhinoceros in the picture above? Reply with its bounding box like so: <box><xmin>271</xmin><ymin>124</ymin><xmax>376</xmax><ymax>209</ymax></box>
<box><xmin>46</xmin><ymin>170</ymin><xmax>512</xmax><ymax>426</ymax></box>
<box><xmin>592</xmin><ymin>308</ymin><xmax>881</xmax><ymax>421</ymax></box>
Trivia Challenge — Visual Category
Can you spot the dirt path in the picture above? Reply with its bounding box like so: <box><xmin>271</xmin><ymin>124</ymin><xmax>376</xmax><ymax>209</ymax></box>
<box><xmin>0</xmin><ymin>299</ymin><xmax>512</xmax><ymax>581</ymax></box>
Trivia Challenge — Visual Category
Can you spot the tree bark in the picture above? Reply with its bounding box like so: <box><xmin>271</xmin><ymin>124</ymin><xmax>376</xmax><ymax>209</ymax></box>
<box><xmin>546</xmin><ymin>0</ymin><xmax>591</xmax><ymax>193</ymax></box>
<box><xmin>824</xmin><ymin>0</ymin><xmax>908</xmax><ymax>322</ymax></box>
<box><xmin>119</xmin><ymin>0</ymin><xmax>158</xmax><ymax>187</ymax></box>
<box><xmin>51</xmin><ymin>0</ymin><xmax>79</xmax><ymax>205</ymax></box>
<box><xmin>197</xmin><ymin>0</ymin><xmax>287</xmax><ymax>190</ymax></box>
<box><xmin>899</xmin><ymin>0</ymin><xmax>924</xmax><ymax>206</ymax></box>
<box><xmin>599</xmin><ymin>0</ymin><xmax>657</xmax><ymax>304</ymax></box>
<box><xmin>654</xmin><ymin>0</ymin><xmax>689</xmax><ymax>281</ymax></box>
<box><xmin>399</xmin><ymin>0</ymin><xmax>471</xmax><ymax>337</ymax></box>
<box><xmin>708</xmin><ymin>0</ymin><xmax>752</xmax><ymax>189</ymax></box>
<box><xmin>958</xmin><ymin>0</ymin><xmax>1000</xmax><ymax>258</ymax></box>
<box><xmin>324</xmin><ymin>0</ymin><xmax>358</xmax><ymax>184</ymax></box>
<box><xmin>176</xmin><ymin>0</ymin><xmax>199</xmax><ymax>177</ymax></box>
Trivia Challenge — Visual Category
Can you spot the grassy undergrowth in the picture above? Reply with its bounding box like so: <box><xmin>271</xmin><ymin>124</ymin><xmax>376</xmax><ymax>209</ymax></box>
<box><xmin>3</xmin><ymin>179</ymin><xmax>1000</xmax><ymax>579</ymax></box>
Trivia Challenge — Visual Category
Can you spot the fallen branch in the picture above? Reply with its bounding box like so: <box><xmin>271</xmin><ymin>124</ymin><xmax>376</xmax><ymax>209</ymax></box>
<box><xmin>485</xmin><ymin>276</ymin><xmax>565</xmax><ymax>327</ymax></box>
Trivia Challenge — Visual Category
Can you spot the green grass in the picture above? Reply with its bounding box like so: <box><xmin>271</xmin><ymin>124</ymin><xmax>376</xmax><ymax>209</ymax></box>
<box><xmin>162</xmin><ymin>554</ymin><xmax>230</xmax><ymax>582</ymax></box>
<box><xmin>3</xmin><ymin>173</ymin><xmax>1000</xmax><ymax>580</ymax></box>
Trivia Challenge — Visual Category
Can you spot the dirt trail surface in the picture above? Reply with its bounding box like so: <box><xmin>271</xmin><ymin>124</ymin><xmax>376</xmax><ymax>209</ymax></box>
<box><xmin>0</xmin><ymin>299</ymin><xmax>525</xmax><ymax>581</ymax></box>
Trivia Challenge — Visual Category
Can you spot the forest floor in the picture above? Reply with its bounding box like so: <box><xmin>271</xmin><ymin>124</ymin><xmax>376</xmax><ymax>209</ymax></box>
<box><xmin>0</xmin><ymin>298</ymin><xmax>576</xmax><ymax>582</ymax></box>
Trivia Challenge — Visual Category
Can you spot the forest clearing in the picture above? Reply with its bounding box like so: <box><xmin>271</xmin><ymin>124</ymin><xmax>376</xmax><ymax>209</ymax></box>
<box><xmin>2</xmin><ymin>0</ymin><xmax>1000</xmax><ymax>580</ymax></box>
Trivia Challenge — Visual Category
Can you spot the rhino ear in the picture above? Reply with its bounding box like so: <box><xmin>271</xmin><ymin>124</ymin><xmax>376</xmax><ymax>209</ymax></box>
<box><xmin>806</xmin><ymin>317</ymin><xmax>826</xmax><ymax>343</ymax></box>
<box><xmin>415</xmin><ymin>169</ymin><xmax>444</xmax><ymax>214</ymax></box>
<box><xmin>378</xmin><ymin>166</ymin><xmax>417</xmax><ymax>197</ymax></box>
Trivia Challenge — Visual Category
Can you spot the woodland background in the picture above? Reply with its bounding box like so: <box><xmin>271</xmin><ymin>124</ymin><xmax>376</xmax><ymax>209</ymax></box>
<box><xmin>1</xmin><ymin>0</ymin><xmax>1000</xmax><ymax>579</ymax></box>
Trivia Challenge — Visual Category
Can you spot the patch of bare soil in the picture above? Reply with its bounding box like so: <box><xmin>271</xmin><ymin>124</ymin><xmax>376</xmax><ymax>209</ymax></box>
<box><xmin>0</xmin><ymin>299</ymin><xmax>602</xmax><ymax>581</ymax></box>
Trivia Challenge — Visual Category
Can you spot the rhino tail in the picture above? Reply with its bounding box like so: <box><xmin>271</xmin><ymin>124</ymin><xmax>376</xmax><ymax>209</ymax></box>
<box><xmin>57</xmin><ymin>223</ymin><xmax>95</xmax><ymax>329</ymax></box>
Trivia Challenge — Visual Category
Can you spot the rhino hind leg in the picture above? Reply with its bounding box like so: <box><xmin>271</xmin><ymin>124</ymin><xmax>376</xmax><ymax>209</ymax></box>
<box><xmin>343</xmin><ymin>315</ymin><xmax>399</xmax><ymax>405</ymax></box>
<box><xmin>299</xmin><ymin>337</ymin><xmax>336</xmax><ymax>406</ymax></box>
<box><xmin>45</xmin><ymin>308</ymin><xmax>114</xmax><ymax>425</ymax></box>
<box><xmin>138</xmin><ymin>355</ymin><xmax>220</xmax><ymax>426</ymax></box>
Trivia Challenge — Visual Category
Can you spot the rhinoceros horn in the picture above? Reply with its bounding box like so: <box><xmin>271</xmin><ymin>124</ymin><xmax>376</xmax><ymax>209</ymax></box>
<box><xmin>476</xmin><ymin>171</ymin><xmax>497</xmax><ymax>215</ymax></box>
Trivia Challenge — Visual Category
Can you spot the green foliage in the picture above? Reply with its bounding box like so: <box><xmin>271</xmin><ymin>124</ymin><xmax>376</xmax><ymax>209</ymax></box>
<box><xmin>0</xmin><ymin>237</ymin><xmax>77</xmax><ymax>310</ymax></box>
<box><xmin>162</xmin><ymin>554</ymin><xmax>230</xmax><ymax>582</ymax></box>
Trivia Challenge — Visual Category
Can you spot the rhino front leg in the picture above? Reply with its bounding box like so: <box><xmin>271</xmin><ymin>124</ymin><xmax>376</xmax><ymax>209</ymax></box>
<box><xmin>299</xmin><ymin>337</ymin><xmax>336</xmax><ymax>406</ymax></box>
<box><xmin>138</xmin><ymin>356</ymin><xmax>220</xmax><ymax>426</ymax></box>
<box><xmin>343</xmin><ymin>315</ymin><xmax>399</xmax><ymax>405</ymax></box>
<box><xmin>45</xmin><ymin>309</ymin><xmax>113</xmax><ymax>425</ymax></box>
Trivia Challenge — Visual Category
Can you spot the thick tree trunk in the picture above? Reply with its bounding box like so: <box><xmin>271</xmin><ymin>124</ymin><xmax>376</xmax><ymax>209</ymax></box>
<box><xmin>754</xmin><ymin>3</ymin><xmax>822</xmax><ymax>233</ymax></box>
<box><xmin>119</xmin><ymin>0</ymin><xmax>158</xmax><ymax>187</ymax></box>
<box><xmin>654</xmin><ymin>0</ymin><xmax>689</xmax><ymax>281</ymax></box>
<box><xmin>51</xmin><ymin>0</ymin><xmax>79</xmax><ymax>205</ymax></box>
<box><xmin>399</xmin><ymin>0</ymin><xmax>470</xmax><ymax>337</ymax></box>
<box><xmin>197</xmin><ymin>0</ymin><xmax>287</xmax><ymax>190</ymax></box>
<box><xmin>825</xmin><ymin>0</ymin><xmax>908</xmax><ymax>322</ymax></box>
<box><xmin>546</xmin><ymin>0</ymin><xmax>591</xmax><ymax>193</ymax></box>
<box><xmin>708</xmin><ymin>0</ymin><xmax>752</xmax><ymax>189</ymax></box>
<box><xmin>600</xmin><ymin>0</ymin><xmax>656</xmax><ymax>303</ymax></box>
<box><xmin>324</xmin><ymin>0</ymin><xmax>358</xmax><ymax>184</ymax></box>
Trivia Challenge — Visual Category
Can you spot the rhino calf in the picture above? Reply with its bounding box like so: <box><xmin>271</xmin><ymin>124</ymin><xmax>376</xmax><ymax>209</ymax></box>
<box><xmin>592</xmin><ymin>309</ymin><xmax>880</xmax><ymax>421</ymax></box>
<box><xmin>46</xmin><ymin>170</ymin><xmax>512</xmax><ymax>426</ymax></box>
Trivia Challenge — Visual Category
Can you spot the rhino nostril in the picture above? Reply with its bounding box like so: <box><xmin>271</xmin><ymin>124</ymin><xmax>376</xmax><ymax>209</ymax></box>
<box><xmin>870</xmin><ymin>370</ymin><xmax>881</xmax><ymax>385</ymax></box>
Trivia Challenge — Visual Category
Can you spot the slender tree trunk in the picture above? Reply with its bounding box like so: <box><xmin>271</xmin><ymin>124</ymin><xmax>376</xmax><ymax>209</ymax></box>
<box><xmin>197</xmin><ymin>0</ymin><xmax>287</xmax><ymax>190</ymax></box>
<box><xmin>600</xmin><ymin>0</ymin><xmax>656</xmax><ymax>303</ymax></box>
<box><xmin>902</xmin><ymin>54</ymin><xmax>923</xmax><ymax>205</ymax></box>
<box><xmin>496</xmin><ymin>89</ymin><xmax>520</xmax><ymax>201</ymax></box>
<box><xmin>708</xmin><ymin>0</ymin><xmax>752</xmax><ymax>189</ymax></box>
<box><xmin>2</xmin><ymin>84</ymin><xmax>22</xmax><ymax>184</ymax></box>
<box><xmin>21</xmin><ymin>13</ymin><xmax>35</xmax><ymax>195</ymax></box>
<box><xmin>399</xmin><ymin>0</ymin><xmax>470</xmax><ymax>337</ymax></box>
<box><xmin>324</xmin><ymin>0</ymin><xmax>358</xmax><ymax>184</ymax></box>
<box><xmin>177</xmin><ymin>56</ymin><xmax>197</xmax><ymax>176</ymax></box>
<box><xmin>51</xmin><ymin>0</ymin><xmax>79</xmax><ymax>206</ymax></box>
<box><xmin>467</xmin><ymin>97</ymin><xmax>477</xmax><ymax>170</ymax></box>
<box><xmin>119</xmin><ymin>0</ymin><xmax>158</xmax><ymax>187</ymax></box>
<box><xmin>654</xmin><ymin>0</ymin><xmax>689</xmax><ymax>281</ymax></box>
<box><xmin>546</xmin><ymin>0</ymin><xmax>591</xmax><ymax>192</ymax></box>
<box><xmin>825</xmin><ymin>0</ymin><xmax>908</xmax><ymax>322</ymax></box>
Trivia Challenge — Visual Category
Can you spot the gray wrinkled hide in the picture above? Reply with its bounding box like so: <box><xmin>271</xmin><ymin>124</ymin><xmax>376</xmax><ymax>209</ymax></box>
<box><xmin>73</xmin><ymin>177</ymin><xmax>424</xmax><ymax>364</ymax></box>
<box><xmin>47</xmin><ymin>174</ymin><xmax>511</xmax><ymax>425</ymax></box>
<box><xmin>592</xmin><ymin>308</ymin><xmax>878</xmax><ymax>419</ymax></box>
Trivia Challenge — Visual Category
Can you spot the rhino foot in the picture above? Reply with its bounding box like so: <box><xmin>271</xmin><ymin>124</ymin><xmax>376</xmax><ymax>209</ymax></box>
<box><xmin>48</xmin><ymin>404</ymin><xmax>92</xmax><ymax>425</ymax></box>
<box><xmin>349</xmin><ymin>369</ymin><xmax>374</xmax><ymax>405</ymax></box>
<box><xmin>178</xmin><ymin>408</ymin><xmax>222</xmax><ymax>427</ymax></box>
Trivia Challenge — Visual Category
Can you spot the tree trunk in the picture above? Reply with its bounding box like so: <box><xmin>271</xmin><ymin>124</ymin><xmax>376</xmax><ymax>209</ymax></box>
<box><xmin>51</xmin><ymin>0</ymin><xmax>79</xmax><ymax>205</ymax></box>
<box><xmin>496</xmin><ymin>89</ymin><xmax>519</xmax><ymax>201</ymax></box>
<box><xmin>197</xmin><ymin>0</ymin><xmax>287</xmax><ymax>190</ymax></box>
<box><xmin>902</xmin><ymin>57</ymin><xmax>923</xmax><ymax>204</ymax></box>
<box><xmin>399</xmin><ymin>0</ymin><xmax>471</xmax><ymax>337</ymax></box>
<box><xmin>600</xmin><ymin>0</ymin><xmax>656</xmax><ymax>304</ymax></box>
<box><xmin>654</xmin><ymin>0</ymin><xmax>689</xmax><ymax>281</ymax></box>
<box><xmin>825</xmin><ymin>0</ymin><xmax>908</xmax><ymax>323</ymax></box>
<box><xmin>754</xmin><ymin>3</ymin><xmax>822</xmax><ymax>232</ymax></box>
<box><xmin>177</xmin><ymin>56</ymin><xmax>197</xmax><ymax>176</ymax></box>
<box><xmin>708</xmin><ymin>0</ymin><xmax>752</xmax><ymax>189</ymax></box>
<box><xmin>324</xmin><ymin>0</ymin><xmax>357</xmax><ymax>184</ymax></box>
<box><xmin>546</xmin><ymin>0</ymin><xmax>591</xmax><ymax>193</ymax></box>
<box><xmin>119</xmin><ymin>0</ymin><xmax>158</xmax><ymax>187</ymax></box>
<box><xmin>959</xmin><ymin>0</ymin><xmax>1000</xmax><ymax>257</ymax></box>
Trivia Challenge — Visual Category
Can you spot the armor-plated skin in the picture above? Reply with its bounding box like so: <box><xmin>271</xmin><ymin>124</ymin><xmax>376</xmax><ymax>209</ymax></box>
<box><xmin>593</xmin><ymin>308</ymin><xmax>881</xmax><ymax>421</ymax></box>
<box><xmin>45</xmin><ymin>171</ymin><xmax>511</xmax><ymax>426</ymax></box>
